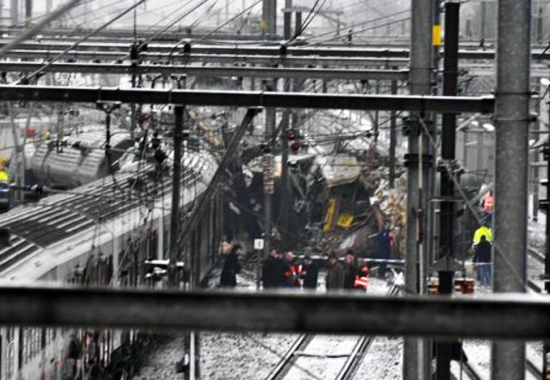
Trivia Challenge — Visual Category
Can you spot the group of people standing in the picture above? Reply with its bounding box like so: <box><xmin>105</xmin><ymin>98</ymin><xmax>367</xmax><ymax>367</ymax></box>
<box><xmin>326</xmin><ymin>250</ymin><xmax>370</xmax><ymax>291</ymax></box>
<box><xmin>262</xmin><ymin>250</ymin><xmax>319</xmax><ymax>289</ymax></box>
<box><xmin>219</xmin><ymin>243</ymin><xmax>369</xmax><ymax>292</ymax></box>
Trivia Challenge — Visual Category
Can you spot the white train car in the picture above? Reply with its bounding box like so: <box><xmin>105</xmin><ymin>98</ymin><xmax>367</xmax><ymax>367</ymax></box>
<box><xmin>30</xmin><ymin>129</ymin><xmax>135</xmax><ymax>189</ymax></box>
<box><xmin>0</xmin><ymin>150</ymin><xmax>222</xmax><ymax>380</ymax></box>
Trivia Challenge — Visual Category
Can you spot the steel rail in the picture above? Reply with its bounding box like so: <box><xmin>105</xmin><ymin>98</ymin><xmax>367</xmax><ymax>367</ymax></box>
<box><xmin>336</xmin><ymin>280</ymin><xmax>402</xmax><ymax>380</ymax></box>
<box><xmin>265</xmin><ymin>335</ymin><xmax>314</xmax><ymax>380</ymax></box>
<box><xmin>336</xmin><ymin>336</ymin><xmax>375</xmax><ymax>380</ymax></box>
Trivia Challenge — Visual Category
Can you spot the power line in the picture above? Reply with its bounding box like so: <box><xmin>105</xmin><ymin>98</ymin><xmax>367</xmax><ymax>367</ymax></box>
<box><xmin>15</xmin><ymin>0</ymin><xmax>147</xmax><ymax>84</ymax></box>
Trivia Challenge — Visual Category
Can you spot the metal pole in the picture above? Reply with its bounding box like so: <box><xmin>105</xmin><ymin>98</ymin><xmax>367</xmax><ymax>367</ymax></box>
<box><xmin>169</xmin><ymin>106</ymin><xmax>184</xmax><ymax>288</ymax></box>
<box><xmin>295</xmin><ymin>11</ymin><xmax>302</xmax><ymax>37</ymax></box>
<box><xmin>225</xmin><ymin>0</ymin><xmax>229</xmax><ymax>24</ymax></box>
<box><xmin>270</xmin><ymin>0</ymin><xmax>277</xmax><ymax>36</ymax></box>
<box><xmin>463</xmin><ymin>130</ymin><xmax>468</xmax><ymax>168</ymax></box>
<box><xmin>280</xmin><ymin>72</ymin><xmax>291</xmax><ymax>251</ymax></box>
<box><xmin>11</xmin><ymin>0</ymin><xmax>19</xmax><ymax>25</ymax></box>
<box><xmin>284</xmin><ymin>0</ymin><xmax>292</xmax><ymax>40</ymax></box>
<box><xmin>544</xmin><ymin>139</ymin><xmax>550</xmax><ymax>380</ymax></box>
<box><xmin>480</xmin><ymin>1</ymin><xmax>486</xmax><ymax>40</ymax></box>
<box><xmin>24</xmin><ymin>0</ymin><xmax>30</xmax><ymax>25</ymax></box>
<box><xmin>537</xmin><ymin>7</ymin><xmax>544</xmax><ymax>44</ymax></box>
<box><xmin>491</xmin><ymin>0</ymin><xmax>530</xmax><ymax>378</ymax></box>
<box><xmin>545</xmin><ymin>135</ymin><xmax>550</xmax><ymax>378</ymax></box>
<box><xmin>476</xmin><ymin>132</ymin><xmax>484</xmax><ymax>172</ymax></box>
<box><xmin>130</xmin><ymin>43</ymin><xmax>139</xmax><ymax>139</ymax></box>
<box><xmin>531</xmin><ymin>87</ymin><xmax>540</xmax><ymax>222</ymax></box>
<box><xmin>374</xmin><ymin>81</ymin><xmax>380</xmax><ymax>143</ymax></box>
<box><xmin>263</xmin><ymin>104</ymin><xmax>275</xmax><ymax>281</ymax></box>
<box><xmin>262</xmin><ymin>0</ymin><xmax>276</xmax><ymax>37</ymax></box>
<box><xmin>545</xmin><ymin>79</ymin><xmax>550</xmax><ymax>377</ymax></box>
<box><xmin>389</xmin><ymin>76</ymin><xmax>397</xmax><ymax>189</ymax></box>
<box><xmin>280</xmin><ymin>109</ymin><xmax>290</xmax><ymax>251</ymax></box>
<box><xmin>436</xmin><ymin>2</ymin><xmax>460</xmax><ymax>380</ymax></box>
<box><xmin>405</xmin><ymin>0</ymin><xmax>432</xmax><ymax>380</ymax></box>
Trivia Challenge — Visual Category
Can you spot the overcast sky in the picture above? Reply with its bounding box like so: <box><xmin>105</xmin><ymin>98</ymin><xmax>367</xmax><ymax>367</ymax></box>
<box><xmin>5</xmin><ymin>0</ymin><xmax>483</xmax><ymax>39</ymax></box>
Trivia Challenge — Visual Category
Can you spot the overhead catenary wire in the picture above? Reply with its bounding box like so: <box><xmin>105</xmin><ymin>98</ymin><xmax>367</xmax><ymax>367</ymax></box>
<box><xmin>0</xmin><ymin>0</ymin><xmax>82</xmax><ymax>59</ymax></box>
<box><xmin>166</xmin><ymin>0</ymin><xmax>262</xmax><ymax>62</ymax></box>
<box><xmin>312</xmin><ymin>16</ymin><xmax>411</xmax><ymax>46</ymax></box>
<box><xmin>302</xmin><ymin>8</ymin><xmax>410</xmax><ymax>44</ymax></box>
<box><xmin>14</xmin><ymin>0</ymin><xmax>147</xmax><ymax>85</ymax></box>
<box><xmin>129</xmin><ymin>0</ymin><xmax>211</xmax><ymax>55</ymax></box>
<box><xmin>4</xmin><ymin>0</ymin><xmax>96</xmax><ymax>28</ymax></box>
<box><xmin>287</xmin><ymin>0</ymin><xmax>327</xmax><ymax>43</ymax></box>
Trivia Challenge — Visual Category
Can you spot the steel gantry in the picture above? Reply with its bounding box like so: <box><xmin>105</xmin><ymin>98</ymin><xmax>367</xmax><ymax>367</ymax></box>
<box><xmin>1</xmin><ymin>40</ymin><xmax>550</xmax><ymax>60</ymax></box>
<box><xmin>0</xmin><ymin>50</ymin><xmax>410</xmax><ymax>67</ymax></box>
<box><xmin>0</xmin><ymin>287</ymin><xmax>549</xmax><ymax>340</ymax></box>
<box><xmin>0</xmin><ymin>62</ymin><xmax>410</xmax><ymax>81</ymax></box>
<box><xmin>0</xmin><ymin>85</ymin><xmax>494</xmax><ymax>113</ymax></box>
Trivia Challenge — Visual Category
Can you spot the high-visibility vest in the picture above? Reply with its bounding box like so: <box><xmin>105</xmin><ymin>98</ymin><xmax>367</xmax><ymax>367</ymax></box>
<box><xmin>0</xmin><ymin>170</ymin><xmax>8</xmax><ymax>182</ymax></box>
<box><xmin>473</xmin><ymin>226</ymin><xmax>493</xmax><ymax>245</ymax></box>
<box><xmin>354</xmin><ymin>276</ymin><xmax>369</xmax><ymax>290</ymax></box>
<box><xmin>484</xmin><ymin>195</ymin><xmax>494</xmax><ymax>213</ymax></box>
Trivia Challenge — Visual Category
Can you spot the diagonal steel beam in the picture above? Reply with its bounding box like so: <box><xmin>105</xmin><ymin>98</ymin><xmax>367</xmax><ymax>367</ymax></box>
<box><xmin>0</xmin><ymin>0</ymin><xmax>82</xmax><ymax>59</ymax></box>
<box><xmin>178</xmin><ymin>108</ymin><xmax>261</xmax><ymax>245</ymax></box>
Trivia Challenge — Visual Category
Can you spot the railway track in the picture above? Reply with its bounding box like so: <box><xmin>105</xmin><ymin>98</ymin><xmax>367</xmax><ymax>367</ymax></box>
<box><xmin>335</xmin><ymin>336</ymin><xmax>376</xmax><ymax>380</ymax></box>
<box><xmin>265</xmin><ymin>334</ymin><xmax>374</xmax><ymax>380</ymax></box>
<box><xmin>265</xmin><ymin>334</ymin><xmax>315</xmax><ymax>380</ymax></box>
<box><xmin>265</xmin><ymin>282</ymin><xmax>400</xmax><ymax>380</ymax></box>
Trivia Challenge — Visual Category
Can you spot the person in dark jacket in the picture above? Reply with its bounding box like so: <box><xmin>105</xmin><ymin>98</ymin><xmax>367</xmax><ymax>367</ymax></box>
<box><xmin>262</xmin><ymin>249</ymin><xmax>285</xmax><ymax>289</ymax></box>
<box><xmin>301</xmin><ymin>255</ymin><xmax>319</xmax><ymax>289</ymax></box>
<box><xmin>326</xmin><ymin>251</ymin><xmax>344</xmax><ymax>291</ymax></box>
<box><xmin>377</xmin><ymin>224</ymin><xmax>392</xmax><ymax>278</ymax></box>
<box><xmin>343</xmin><ymin>250</ymin><xmax>359</xmax><ymax>290</ymax></box>
<box><xmin>473</xmin><ymin>235</ymin><xmax>492</xmax><ymax>286</ymax></box>
<box><xmin>220</xmin><ymin>244</ymin><xmax>242</xmax><ymax>287</ymax></box>
<box><xmin>281</xmin><ymin>251</ymin><xmax>295</xmax><ymax>287</ymax></box>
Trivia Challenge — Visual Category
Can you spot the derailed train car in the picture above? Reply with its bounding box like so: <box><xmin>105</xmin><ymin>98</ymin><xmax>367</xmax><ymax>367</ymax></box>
<box><xmin>30</xmin><ymin>129</ymin><xmax>135</xmax><ymax>189</ymax></box>
<box><xmin>0</xmin><ymin>150</ymin><xmax>221</xmax><ymax>380</ymax></box>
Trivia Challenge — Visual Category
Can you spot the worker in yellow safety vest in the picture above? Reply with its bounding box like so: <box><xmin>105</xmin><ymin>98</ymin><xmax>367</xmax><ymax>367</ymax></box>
<box><xmin>0</xmin><ymin>169</ymin><xmax>8</xmax><ymax>182</ymax></box>
<box><xmin>473</xmin><ymin>224</ymin><xmax>493</xmax><ymax>246</ymax></box>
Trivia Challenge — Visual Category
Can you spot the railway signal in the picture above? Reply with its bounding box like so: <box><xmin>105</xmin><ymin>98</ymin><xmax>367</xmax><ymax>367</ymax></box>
<box><xmin>286</xmin><ymin>129</ymin><xmax>301</xmax><ymax>154</ymax></box>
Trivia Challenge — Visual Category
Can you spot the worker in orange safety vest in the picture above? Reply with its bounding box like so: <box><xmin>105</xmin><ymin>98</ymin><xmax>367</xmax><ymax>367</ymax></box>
<box><xmin>354</xmin><ymin>264</ymin><xmax>370</xmax><ymax>291</ymax></box>
<box><xmin>482</xmin><ymin>191</ymin><xmax>494</xmax><ymax>214</ymax></box>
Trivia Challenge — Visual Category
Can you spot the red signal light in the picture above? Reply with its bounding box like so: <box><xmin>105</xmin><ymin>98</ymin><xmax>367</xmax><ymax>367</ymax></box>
<box><xmin>286</xmin><ymin>130</ymin><xmax>297</xmax><ymax>141</ymax></box>
<box><xmin>290</xmin><ymin>140</ymin><xmax>301</xmax><ymax>154</ymax></box>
